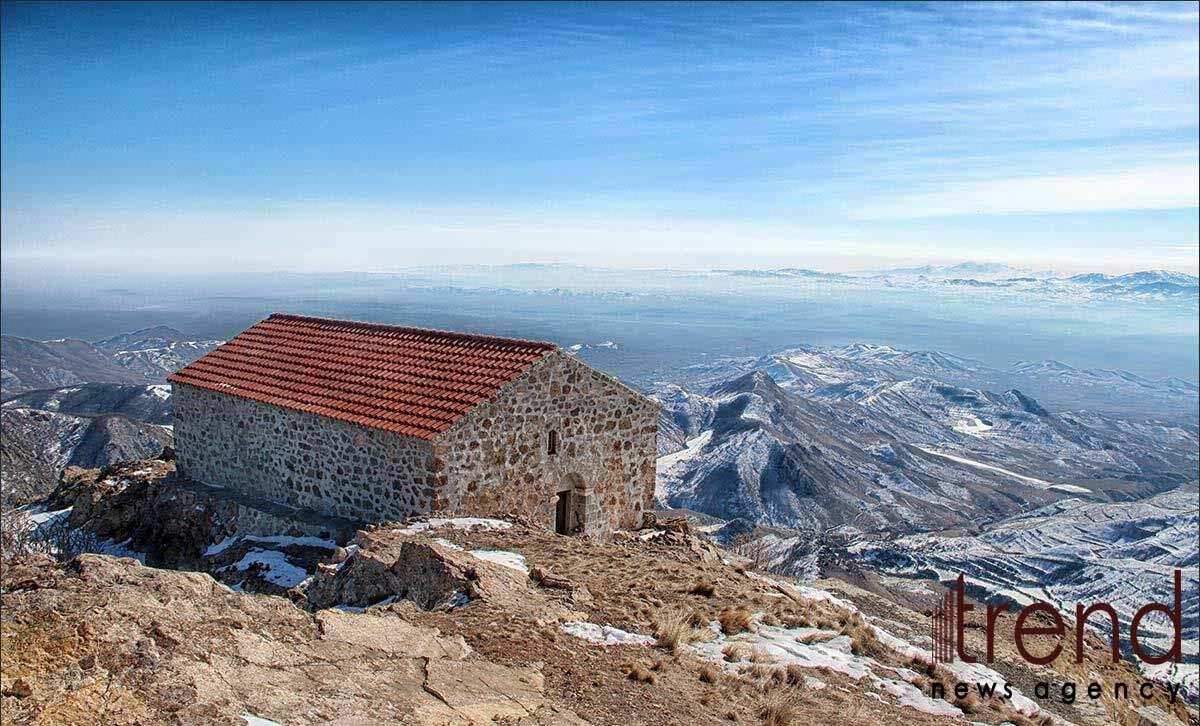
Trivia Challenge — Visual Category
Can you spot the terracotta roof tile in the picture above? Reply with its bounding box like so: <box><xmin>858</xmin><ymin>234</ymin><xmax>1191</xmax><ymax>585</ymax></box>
<box><xmin>168</xmin><ymin>313</ymin><xmax>556</xmax><ymax>439</ymax></box>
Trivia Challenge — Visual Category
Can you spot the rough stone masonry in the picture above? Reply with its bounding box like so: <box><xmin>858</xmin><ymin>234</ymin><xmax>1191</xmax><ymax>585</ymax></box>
<box><xmin>170</xmin><ymin>314</ymin><xmax>659</xmax><ymax>536</ymax></box>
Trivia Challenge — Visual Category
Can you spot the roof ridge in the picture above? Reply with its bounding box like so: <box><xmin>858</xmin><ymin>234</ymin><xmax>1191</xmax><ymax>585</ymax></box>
<box><xmin>267</xmin><ymin>313</ymin><xmax>557</xmax><ymax>351</ymax></box>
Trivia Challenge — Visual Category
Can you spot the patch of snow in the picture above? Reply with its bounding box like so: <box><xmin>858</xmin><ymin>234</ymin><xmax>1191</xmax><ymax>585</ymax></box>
<box><xmin>915</xmin><ymin>446</ymin><xmax>1090</xmax><ymax>494</ymax></box>
<box><xmin>692</xmin><ymin>628</ymin><xmax>874</xmax><ymax>681</ymax></box>
<box><xmin>332</xmin><ymin>544</ymin><xmax>360</xmax><ymax>571</ymax></box>
<box><xmin>392</xmin><ymin>517</ymin><xmax>513</xmax><ymax>536</ymax></box>
<box><xmin>96</xmin><ymin>538</ymin><xmax>148</xmax><ymax>563</ymax></box>
<box><xmin>655</xmin><ymin>430</ymin><xmax>713</xmax><ymax>475</ymax></box>
<box><xmin>204</xmin><ymin>534</ymin><xmax>338</xmax><ymax>557</ymax></box>
<box><xmin>206</xmin><ymin>535</ymin><xmax>248</xmax><ymax>556</ymax></box>
<box><xmin>696</xmin><ymin>576</ymin><xmax>1052</xmax><ymax>720</ymax></box>
<box><xmin>951</xmin><ymin>415</ymin><xmax>993</xmax><ymax>435</ymax></box>
<box><xmin>222</xmin><ymin>549</ymin><xmax>308</xmax><ymax>588</ymax></box>
<box><xmin>469</xmin><ymin>549</ymin><xmax>529</xmax><ymax>573</ymax></box>
<box><xmin>941</xmin><ymin>660</ymin><xmax>1045</xmax><ymax>718</ymax></box>
<box><xmin>242</xmin><ymin>716</ymin><xmax>282</xmax><ymax>726</ymax></box>
<box><xmin>439</xmin><ymin>590</ymin><xmax>471</xmax><ymax>609</ymax></box>
<box><xmin>561</xmin><ymin>621</ymin><xmax>656</xmax><ymax>646</ymax></box>
<box><xmin>876</xmin><ymin>678</ymin><xmax>962</xmax><ymax>717</ymax></box>
<box><xmin>149</xmin><ymin>384</ymin><xmax>172</xmax><ymax>400</ymax></box>
<box><xmin>28</xmin><ymin>506</ymin><xmax>72</xmax><ymax>527</ymax></box>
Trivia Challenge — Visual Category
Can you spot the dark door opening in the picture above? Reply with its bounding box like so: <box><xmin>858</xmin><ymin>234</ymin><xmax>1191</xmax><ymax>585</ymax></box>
<box><xmin>555</xmin><ymin>490</ymin><xmax>572</xmax><ymax>534</ymax></box>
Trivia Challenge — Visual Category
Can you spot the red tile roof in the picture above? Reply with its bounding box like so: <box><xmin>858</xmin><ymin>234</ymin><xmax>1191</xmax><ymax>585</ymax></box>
<box><xmin>167</xmin><ymin>313</ymin><xmax>557</xmax><ymax>440</ymax></box>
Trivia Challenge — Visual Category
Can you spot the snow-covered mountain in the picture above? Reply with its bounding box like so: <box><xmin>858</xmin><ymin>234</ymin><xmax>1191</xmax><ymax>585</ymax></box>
<box><xmin>0</xmin><ymin>336</ymin><xmax>146</xmax><ymax>393</ymax></box>
<box><xmin>1065</xmin><ymin>269</ymin><xmax>1199</xmax><ymax>297</ymax></box>
<box><xmin>657</xmin><ymin>344</ymin><xmax>1197</xmax><ymax>535</ymax></box>
<box><xmin>862</xmin><ymin>262</ymin><xmax>1058</xmax><ymax>281</ymax></box>
<box><xmin>2</xmin><ymin>327</ymin><xmax>222</xmax><ymax>395</ymax></box>
<box><xmin>93</xmin><ymin>326</ymin><xmax>224</xmax><ymax>382</ymax></box>
<box><xmin>3</xmin><ymin>383</ymin><xmax>174</xmax><ymax>425</ymax></box>
<box><xmin>675</xmin><ymin>343</ymin><xmax>1198</xmax><ymax>424</ymax></box>
<box><xmin>655</xmin><ymin>366</ymin><xmax>1195</xmax><ymax>535</ymax></box>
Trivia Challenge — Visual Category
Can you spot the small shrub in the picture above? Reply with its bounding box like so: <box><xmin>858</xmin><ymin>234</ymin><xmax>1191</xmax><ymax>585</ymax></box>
<box><xmin>759</xmin><ymin>691</ymin><xmax>801</xmax><ymax>726</ymax></box>
<box><xmin>747</xmin><ymin>664</ymin><xmax>786</xmax><ymax>692</ymax></box>
<box><xmin>623</xmin><ymin>661</ymin><xmax>656</xmax><ymax>684</ymax></box>
<box><xmin>653</xmin><ymin>607</ymin><xmax>701</xmax><ymax>653</ymax></box>
<box><xmin>718</xmin><ymin>606</ymin><xmax>754</xmax><ymax>635</ymax></box>
<box><xmin>954</xmin><ymin>689</ymin><xmax>982</xmax><ymax>714</ymax></box>
<box><xmin>1</xmin><ymin>508</ymin><xmax>102</xmax><ymax>563</ymax></box>
<box><xmin>749</xmin><ymin>647</ymin><xmax>773</xmax><ymax>664</ymax></box>
<box><xmin>840</xmin><ymin>617</ymin><xmax>881</xmax><ymax>657</ymax></box>
<box><xmin>784</xmin><ymin>664</ymin><xmax>805</xmax><ymax>686</ymax></box>
<box><xmin>722</xmin><ymin>644</ymin><xmax>747</xmax><ymax>663</ymax></box>
<box><xmin>781</xmin><ymin>614</ymin><xmax>807</xmax><ymax>629</ymax></box>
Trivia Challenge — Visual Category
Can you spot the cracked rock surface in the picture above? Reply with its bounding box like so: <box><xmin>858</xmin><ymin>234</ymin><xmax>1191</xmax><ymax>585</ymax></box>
<box><xmin>0</xmin><ymin>554</ymin><xmax>570</xmax><ymax>724</ymax></box>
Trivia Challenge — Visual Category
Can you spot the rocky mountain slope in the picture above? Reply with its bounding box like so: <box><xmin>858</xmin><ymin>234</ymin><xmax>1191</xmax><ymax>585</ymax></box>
<box><xmin>3</xmin><ymin>460</ymin><xmax>1193</xmax><ymax>725</ymax></box>
<box><xmin>0</xmin><ymin>409</ymin><xmax>169</xmax><ymax>508</ymax></box>
<box><xmin>655</xmin><ymin>367</ymin><xmax>1195</xmax><ymax>535</ymax></box>
<box><xmin>2</xmin><ymin>383</ymin><xmax>174</xmax><ymax>425</ymax></box>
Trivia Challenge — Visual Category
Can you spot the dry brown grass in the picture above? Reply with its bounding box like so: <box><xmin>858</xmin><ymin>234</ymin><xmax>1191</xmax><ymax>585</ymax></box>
<box><xmin>699</xmin><ymin>664</ymin><xmax>721</xmax><ymax>683</ymax></box>
<box><xmin>784</xmin><ymin>664</ymin><xmax>806</xmax><ymax>687</ymax></box>
<box><xmin>759</xmin><ymin>691</ymin><xmax>802</xmax><ymax>726</ymax></box>
<box><xmin>748</xmin><ymin>647</ymin><xmax>773</xmax><ymax>664</ymax></box>
<box><xmin>722</xmin><ymin>644</ymin><xmax>748</xmax><ymax>663</ymax></box>
<box><xmin>652</xmin><ymin>607</ymin><xmax>709</xmax><ymax>653</ymax></box>
<box><xmin>838</xmin><ymin>615</ymin><xmax>881</xmax><ymax>657</ymax></box>
<box><xmin>689</xmin><ymin>579</ymin><xmax>716</xmax><ymax>597</ymax></box>
<box><xmin>718</xmin><ymin>606</ymin><xmax>754</xmax><ymax>635</ymax></box>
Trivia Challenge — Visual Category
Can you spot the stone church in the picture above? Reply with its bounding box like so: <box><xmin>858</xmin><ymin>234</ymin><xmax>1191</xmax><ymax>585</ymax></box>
<box><xmin>168</xmin><ymin>313</ymin><xmax>659</xmax><ymax>535</ymax></box>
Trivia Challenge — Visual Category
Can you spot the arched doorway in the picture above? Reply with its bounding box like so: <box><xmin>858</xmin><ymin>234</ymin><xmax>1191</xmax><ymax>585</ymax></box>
<box><xmin>555</xmin><ymin>473</ymin><xmax>585</xmax><ymax>535</ymax></box>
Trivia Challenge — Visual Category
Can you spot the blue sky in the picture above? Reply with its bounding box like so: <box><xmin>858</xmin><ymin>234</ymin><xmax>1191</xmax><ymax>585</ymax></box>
<box><xmin>2</xmin><ymin>1</ymin><xmax>1197</xmax><ymax>274</ymax></box>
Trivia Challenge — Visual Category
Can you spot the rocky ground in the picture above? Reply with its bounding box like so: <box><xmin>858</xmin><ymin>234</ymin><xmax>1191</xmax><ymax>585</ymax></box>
<box><xmin>1</xmin><ymin>461</ymin><xmax>1197</xmax><ymax>725</ymax></box>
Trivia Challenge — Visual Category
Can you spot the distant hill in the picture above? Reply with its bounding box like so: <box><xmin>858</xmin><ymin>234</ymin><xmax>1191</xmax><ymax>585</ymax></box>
<box><xmin>3</xmin><ymin>383</ymin><xmax>174</xmax><ymax>425</ymax></box>
<box><xmin>1</xmin><ymin>327</ymin><xmax>222</xmax><ymax>395</ymax></box>
<box><xmin>0</xmin><ymin>336</ymin><xmax>146</xmax><ymax>393</ymax></box>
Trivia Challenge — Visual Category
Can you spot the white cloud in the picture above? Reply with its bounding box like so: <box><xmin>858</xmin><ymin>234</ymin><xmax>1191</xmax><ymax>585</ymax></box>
<box><xmin>857</xmin><ymin>163</ymin><xmax>1200</xmax><ymax>219</ymax></box>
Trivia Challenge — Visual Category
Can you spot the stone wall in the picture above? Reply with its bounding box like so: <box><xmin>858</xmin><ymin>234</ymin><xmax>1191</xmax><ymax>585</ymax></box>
<box><xmin>172</xmin><ymin>350</ymin><xmax>660</xmax><ymax>535</ymax></box>
<box><xmin>172</xmin><ymin>383</ymin><xmax>436</xmax><ymax>522</ymax></box>
<box><xmin>431</xmin><ymin>350</ymin><xmax>659</xmax><ymax>536</ymax></box>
